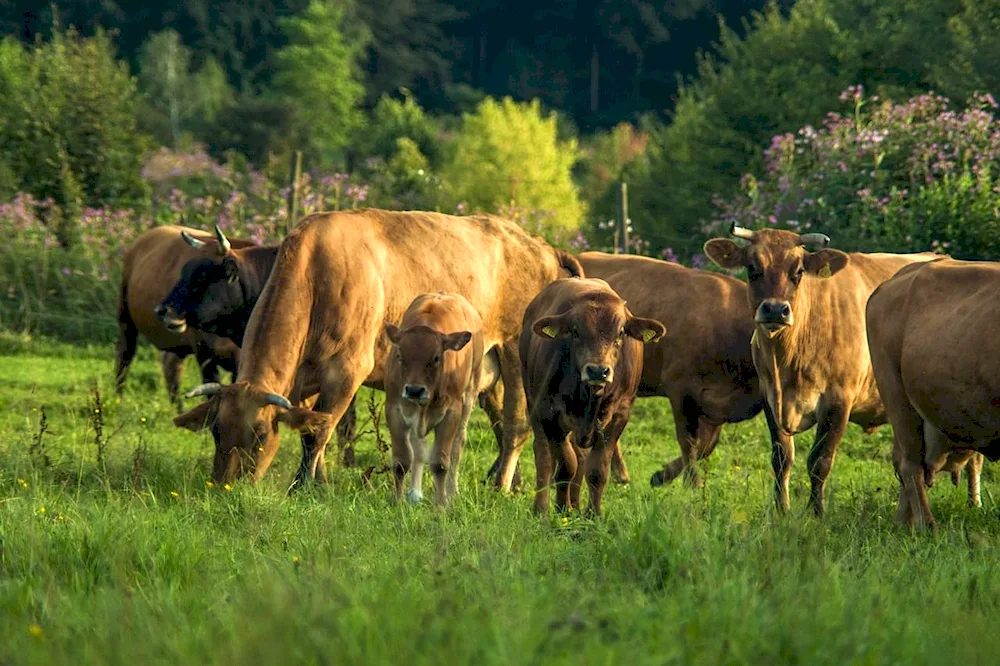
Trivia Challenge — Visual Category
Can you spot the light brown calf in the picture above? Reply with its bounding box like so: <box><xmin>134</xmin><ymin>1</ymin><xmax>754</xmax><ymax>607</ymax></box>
<box><xmin>385</xmin><ymin>292</ymin><xmax>499</xmax><ymax>505</ymax></box>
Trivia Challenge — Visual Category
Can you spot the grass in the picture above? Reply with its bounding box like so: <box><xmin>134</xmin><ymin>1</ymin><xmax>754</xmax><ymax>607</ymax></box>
<box><xmin>2</xmin><ymin>332</ymin><xmax>1000</xmax><ymax>665</ymax></box>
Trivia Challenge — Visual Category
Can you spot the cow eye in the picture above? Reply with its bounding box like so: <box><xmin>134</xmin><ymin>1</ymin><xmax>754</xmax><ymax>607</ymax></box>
<box><xmin>432</xmin><ymin>354</ymin><xmax>441</xmax><ymax>366</ymax></box>
<box><xmin>791</xmin><ymin>266</ymin><xmax>805</xmax><ymax>284</ymax></box>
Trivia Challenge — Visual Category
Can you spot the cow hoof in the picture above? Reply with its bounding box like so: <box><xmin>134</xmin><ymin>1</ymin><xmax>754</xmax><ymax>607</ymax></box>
<box><xmin>650</xmin><ymin>470</ymin><xmax>666</xmax><ymax>487</ymax></box>
<box><xmin>406</xmin><ymin>489</ymin><xmax>424</xmax><ymax>504</ymax></box>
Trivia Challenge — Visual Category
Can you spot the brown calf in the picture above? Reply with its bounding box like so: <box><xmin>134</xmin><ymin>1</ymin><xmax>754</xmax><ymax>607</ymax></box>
<box><xmin>385</xmin><ymin>293</ymin><xmax>499</xmax><ymax>505</ymax></box>
<box><xmin>705</xmin><ymin>225</ymin><xmax>941</xmax><ymax>515</ymax></box>
<box><xmin>521</xmin><ymin>277</ymin><xmax>665</xmax><ymax>516</ymax></box>
<box><xmin>866</xmin><ymin>258</ymin><xmax>992</xmax><ymax>527</ymax></box>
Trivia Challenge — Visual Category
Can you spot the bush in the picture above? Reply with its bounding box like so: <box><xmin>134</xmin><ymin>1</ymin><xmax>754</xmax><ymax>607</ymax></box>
<box><xmin>354</xmin><ymin>91</ymin><xmax>442</xmax><ymax>167</ymax></box>
<box><xmin>1</xmin><ymin>27</ymin><xmax>152</xmax><ymax>229</ymax></box>
<box><xmin>711</xmin><ymin>88</ymin><xmax>1000</xmax><ymax>259</ymax></box>
<box><xmin>441</xmin><ymin>97</ymin><xmax>585</xmax><ymax>238</ymax></box>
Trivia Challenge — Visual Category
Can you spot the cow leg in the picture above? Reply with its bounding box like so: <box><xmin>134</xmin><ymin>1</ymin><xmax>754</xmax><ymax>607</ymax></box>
<box><xmin>806</xmin><ymin>398</ymin><xmax>850</xmax><ymax>517</ymax></box>
<box><xmin>588</xmin><ymin>415</ymin><xmax>629</xmax><ymax>517</ymax></box>
<box><xmin>445</xmin><ymin>397</ymin><xmax>475</xmax><ymax>502</ymax></box>
<box><xmin>765</xmin><ymin>403</ymin><xmax>796</xmax><ymax>512</ymax></box>
<box><xmin>160</xmin><ymin>352</ymin><xmax>185</xmax><ymax>411</ymax></box>
<box><xmin>532</xmin><ymin>422</ymin><xmax>555</xmax><ymax>514</ymax></box>
<box><xmin>290</xmin><ymin>359</ymin><xmax>372</xmax><ymax>492</ymax></box>
<box><xmin>480</xmin><ymin>380</ymin><xmax>521</xmax><ymax>488</ymax></box>
<box><xmin>554</xmin><ymin>437</ymin><xmax>579</xmax><ymax>512</ymax></box>
<box><xmin>195</xmin><ymin>346</ymin><xmax>222</xmax><ymax>385</ymax></box>
<box><xmin>386</xmin><ymin>404</ymin><xmax>411</xmax><ymax>503</ymax></box>
<box><xmin>610</xmin><ymin>442</ymin><xmax>630</xmax><ymax>484</ymax></box>
<box><xmin>651</xmin><ymin>397</ymin><xmax>701</xmax><ymax>487</ymax></box>
<box><xmin>494</xmin><ymin>341</ymin><xmax>532</xmax><ymax>492</ymax></box>
<box><xmin>407</xmin><ymin>432</ymin><xmax>428</xmax><ymax>504</ymax></box>
<box><xmin>114</xmin><ymin>312</ymin><xmax>139</xmax><ymax>396</ymax></box>
<box><xmin>967</xmin><ymin>453</ymin><xmax>984</xmax><ymax>508</ymax></box>
<box><xmin>431</xmin><ymin>407</ymin><xmax>466</xmax><ymax>506</ymax></box>
<box><xmin>335</xmin><ymin>394</ymin><xmax>358</xmax><ymax>467</ymax></box>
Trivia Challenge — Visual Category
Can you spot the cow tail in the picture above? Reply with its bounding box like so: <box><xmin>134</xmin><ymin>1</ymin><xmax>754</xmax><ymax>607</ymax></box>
<box><xmin>557</xmin><ymin>250</ymin><xmax>585</xmax><ymax>279</ymax></box>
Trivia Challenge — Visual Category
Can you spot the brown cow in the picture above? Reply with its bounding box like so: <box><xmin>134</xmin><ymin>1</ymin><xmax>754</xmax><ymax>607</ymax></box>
<box><xmin>384</xmin><ymin>292</ymin><xmax>500</xmax><ymax>505</ymax></box>
<box><xmin>115</xmin><ymin>225</ymin><xmax>253</xmax><ymax>408</ymax></box>
<box><xmin>866</xmin><ymin>258</ymin><xmax>992</xmax><ymax>527</ymax></box>
<box><xmin>173</xmin><ymin>209</ymin><xmax>582</xmax><ymax>488</ymax></box>
<box><xmin>522</xmin><ymin>277</ymin><xmax>665</xmax><ymax>516</ymax></box>
<box><xmin>578</xmin><ymin>251</ymin><xmax>792</xmax><ymax>487</ymax></box>
<box><xmin>704</xmin><ymin>225</ymin><xmax>941</xmax><ymax>515</ymax></box>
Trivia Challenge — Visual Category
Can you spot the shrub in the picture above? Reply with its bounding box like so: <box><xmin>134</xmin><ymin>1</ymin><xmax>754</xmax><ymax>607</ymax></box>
<box><xmin>441</xmin><ymin>97</ymin><xmax>585</xmax><ymax>237</ymax></box>
<box><xmin>710</xmin><ymin>88</ymin><xmax>1000</xmax><ymax>259</ymax></box>
<box><xmin>354</xmin><ymin>91</ymin><xmax>442</xmax><ymax>167</ymax></box>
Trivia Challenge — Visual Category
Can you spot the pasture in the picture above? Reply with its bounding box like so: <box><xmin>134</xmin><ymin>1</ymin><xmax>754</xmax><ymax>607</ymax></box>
<box><xmin>1</xmin><ymin>332</ymin><xmax>999</xmax><ymax>665</ymax></box>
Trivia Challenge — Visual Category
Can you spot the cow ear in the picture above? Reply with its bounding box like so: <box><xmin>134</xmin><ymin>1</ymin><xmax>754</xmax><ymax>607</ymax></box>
<box><xmin>384</xmin><ymin>322</ymin><xmax>401</xmax><ymax>344</ymax></box>
<box><xmin>223</xmin><ymin>255</ymin><xmax>239</xmax><ymax>283</ymax></box>
<box><xmin>625</xmin><ymin>316</ymin><xmax>666</xmax><ymax>343</ymax></box>
<box><xmin>803</xmin><ymin>249</ymin><xmax>849</xmax><ymax>279</ymax></box>
<box><xmin>443</xmin><ymin>330</ymin><xmax>473</xmax><ymax>351</ymax></box>
<box><xmin>277</xmin><ymin>407</ymin><xmax>332</xmax><ymax>434</ymax></box>
<box><xmin>703</xmin><ymin>239</ymin><xmax>746</xmax><ymax>270</ymax></box>
<box><xmin>173</xmin><ymin>400</ymin><xmax>218</xmax><ymax>432</ymax></box>
<box><xmin>532</xmin><ymin>314</ymin><xmax>567</xmax><ymax>339</ymax></box>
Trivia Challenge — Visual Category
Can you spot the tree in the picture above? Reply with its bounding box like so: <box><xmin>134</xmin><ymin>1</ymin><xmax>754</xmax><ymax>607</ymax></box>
<box><xmin>441</xmin><ymin>97</ymin><xmax>585</xmax><ymax>236</ymax></box>
<box><xmin>137</xmin><ymin>29</ymin><xmax>233</xmax><ymax>147</ymax></box>
<box><xmin>272</xmin><ymin>0</ymin><xmax>369</xmax><ymax>163</ymax></box>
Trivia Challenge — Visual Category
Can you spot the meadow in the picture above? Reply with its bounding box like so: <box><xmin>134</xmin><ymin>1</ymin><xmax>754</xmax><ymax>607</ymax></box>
<box><xmin>1</xmin><ymin>331</ymin><xmax>999</xmax><ymax>665</ymax></box>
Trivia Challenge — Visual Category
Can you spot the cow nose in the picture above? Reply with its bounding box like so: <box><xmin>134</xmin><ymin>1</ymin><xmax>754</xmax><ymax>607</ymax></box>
<box><xmin>403</xmin><ymin>384</ymin><xmax>428</xmax><ymax>402</ymax></box>
<box><xmin>153</xmin><ymin>304</ymin><xmax>167</xmax><ymax>319</ymax></box>
<box><xmin>583</xmin><ymin>364</ymin><xmax>612</xmax><ymax>382</ymax></box>
<box><xmin>757</xmin><ymin>299</ymin><xmax>792</xmax><ymax>325</ymax></box>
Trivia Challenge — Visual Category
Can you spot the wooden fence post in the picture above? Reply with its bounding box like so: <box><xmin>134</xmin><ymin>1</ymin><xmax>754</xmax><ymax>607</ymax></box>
<box><xmin>616</xmin><ymin>181</ymin><xmax>629</xmax><ymax>254</ymax></box>
<box><xmin>285</xmin><ymin>150</ymin><xmax>303</xmax><ymax>236</ymax></box>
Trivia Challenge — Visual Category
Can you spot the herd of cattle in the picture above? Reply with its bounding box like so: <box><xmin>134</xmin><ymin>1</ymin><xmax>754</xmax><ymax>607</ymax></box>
<box><xmin>110</xmin><ymin>209</ymin><xmax>998</xmax><ymax>526</ymax></box>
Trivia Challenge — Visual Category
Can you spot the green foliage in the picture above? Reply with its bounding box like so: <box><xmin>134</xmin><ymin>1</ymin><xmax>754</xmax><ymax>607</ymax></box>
<box><xmin>442</xmin><ymin>97</ymin><xmax>585</xmax><ymax>234</ymax></box>
<box><xmin>0</xmin><ymin>27</ymin><xmax>151</xmax><ymax>228</ymax></box>
<box><xmin>205</xmin><ymin>96</ymin><xmax>307</xmax><ymax>167</ymax></box>
<box><xmin>354</xmin><ymin>90</ymin><xmax>441</xmax><ymax>166</ymax></box>
<box><xmin>273</xmin><ymin>0</ymin><xmax>369</xmax><ymax>164</ymax></box>
<box><xmin>136</xmin><ymin>30</ymin><xmax>234</xmax><ymax>148</ymax></box>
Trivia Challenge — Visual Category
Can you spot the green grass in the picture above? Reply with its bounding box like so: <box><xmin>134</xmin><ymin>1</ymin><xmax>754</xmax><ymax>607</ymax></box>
<box><xmin>2</xmin><ymin>334</ymin><xmax>1000</xmax><ymax>665</ymax></box>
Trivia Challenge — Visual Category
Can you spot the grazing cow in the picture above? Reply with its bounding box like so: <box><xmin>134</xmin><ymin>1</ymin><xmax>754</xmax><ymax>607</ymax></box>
<box><xmin>866</xmin><ymin>258</ymin><xmax>992</xmax><ymax>527</ymax></box>
<box><xmin>578</xmin><ymin>251</ymin><xmax>791</xmax><ymax>487</ymax></box>
<box><xmin>115</xmin><ymin>225</ymin><xmax>252</xmax><ymax>408</ymax></box>
<box><xmin>384</xmin><ymin>292</ymin><xmax>499</xmax><ymax>505</ymax></box>
<box><xmin>704</xmin><ymin>225</ymin><xmax>941</xmax><ymax>514</ymax></box>
<box><xmin>173</xmin><ymin>209</ymin><xmax>582</xmax><ymax>488</ymax></box>
<box><xmin>522</xmin><ymin>277</ymin><xmax>665</xmax><ymax>515</ymax></box>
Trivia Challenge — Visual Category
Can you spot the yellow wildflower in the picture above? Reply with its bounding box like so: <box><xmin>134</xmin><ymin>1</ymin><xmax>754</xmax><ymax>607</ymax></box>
<box><xmin>140</xmin><ymin>417</ymin><xmax>147</xmax><ymax>424</ymax></box>
<box><xmin>17</xmin><ymin>478</ymin><xmax>27</xmax><ymax>488</ymax></box>
<box><xmin>170</xmin><ymin>491</ymin><xmax>179</xmax><ymax>498</ymax></box>
<box><xmin>205</xmin><ymin>481</ymin><xmax>215</xmax><ymax>489</ymax></box>
<box><xmin>28</xmin><ymin>624</ymin><xmax>43</xmax><ymax>639</ymax></box>
<box><xmin>37</xmin><ymin>506</ymin><xmax>46</xmax><ymax>515</ymax></box>
<box><xmin>223</xmin><ymin>484</ymin><xmax>233</xmax><ymax>492</ymax></box>
<box><xmin>292</xmin><ymin>556</ymin><xmax>301</xmax><ymax>565</ymax></box>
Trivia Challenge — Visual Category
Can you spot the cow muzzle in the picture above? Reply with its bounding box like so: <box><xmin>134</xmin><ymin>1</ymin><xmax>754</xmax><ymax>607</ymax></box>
<box><xmin>581</xmin><ymin>364</ymin><xmax>613</xmax><ymax>386</ymax></box>
<box><xmin>155</xmin><ymin>304</ymin><xmax>188</xmax><ymax>333</ymax></box>
<box><xmin>755</xmin><ymin>299</ymin><xmax>793</xmax><ymax>332</ymax></box>
<box><xmin>402</xmin><ymin>384</ymin><xmax>430</xmax><ymax>405</ymax></box>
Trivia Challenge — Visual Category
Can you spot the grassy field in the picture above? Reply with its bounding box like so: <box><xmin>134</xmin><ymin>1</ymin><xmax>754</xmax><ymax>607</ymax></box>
<box><xmin>1</xmin><ymin>331</ymin><xmax>1000</xmax><ymax>665</ymax></box>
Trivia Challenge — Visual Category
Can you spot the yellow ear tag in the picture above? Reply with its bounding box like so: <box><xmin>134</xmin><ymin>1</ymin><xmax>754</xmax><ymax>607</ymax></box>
<box><xmin>542</xmin><ymin>325</ymin><xmax>558</xmax><ymax>338</ymax></box>
<box><xmin>642</xmin><ymin>328</ymin><xmax>658</xmax><ymax>342</ymax></box>
<box><xmin>818</xmin><ymin>264</ymin><xmax>833</xmax><ymax>279</ymax></box>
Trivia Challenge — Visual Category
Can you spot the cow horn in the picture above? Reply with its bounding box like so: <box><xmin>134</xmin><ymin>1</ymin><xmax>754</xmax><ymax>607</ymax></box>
<box><xmin>730</xmin><ymin>223</ymin><xmax>756</xmax><ymax>240</ymax></box>
<box><xmin>185</xmin><ymin>383</ymin><xmax>223</xmax><ymax>399</ymax></box>
<box><xmin>262</xmin><ymin>393</ymin><xmax>292</xmax><ymax>410</ymax></box>
<box><xmin>214</xmin><ymin>224</ymin><xmax>231</xmax><ymax>254</ymax></box>
<box><xmin>181</xmin><ymin>231</ymin><xmax>207</xmax><ymax>249</ymax></box>
<box><xmin>798</xmin><ymin>232</ymin><xmax>831</xmax><ymax>249</ymax></box>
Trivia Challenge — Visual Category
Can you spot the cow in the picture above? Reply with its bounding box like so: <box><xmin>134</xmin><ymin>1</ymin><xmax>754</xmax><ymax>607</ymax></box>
<box><xmin>521</xmin><ymin>276</ymin><xmax>664</xmax><ymax>516</ymax></box>
<box><xmin>172</xmin><ymin>209</ymin><xmax>583</xmax><ymax>489</ymax></box>
<box><xmin>704</xmin><ymin>224</ymin><xmax>947</xmax><ymax>515</ymax></box>
<box><xmin>578</xmin><ymin>251</ymin><xmax>791</xmax><ymax>488</ymax></box>
<box><xmin>115</xmin><ymin>225</ymin><xmax>253</xmax><ymax>408</ymax></box>
<box><xmin>866</xmin><ymin>258</ymin><xmax>992</xmax><ymax>527</ymax></box>
<box><xmin>384</xmin><ymin>292</ymin><xmax>499</xmax><ymax>505</ymax></box>
<box><xmin>157</xmin><ymin>225</ymin><xmax>357</xmax><ymax>459</ymax></box>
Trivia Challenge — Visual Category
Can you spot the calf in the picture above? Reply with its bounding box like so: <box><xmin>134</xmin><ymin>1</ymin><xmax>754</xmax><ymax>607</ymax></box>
<box><xmin>384</xmin><ymin>293</ymin><xmax>499</xmax><ymax>505</ymax></box>
<box><xmin>521</xmin><ymin>277</ymin><xmax>665</xmax><ymax>516</ymax></box>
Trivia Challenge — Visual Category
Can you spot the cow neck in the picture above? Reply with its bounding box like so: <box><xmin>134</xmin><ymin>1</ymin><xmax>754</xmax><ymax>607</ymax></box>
<box><xmin>232</xmin><ymin>246</ymin><xmax>281</xmax><ymax>347</ymax></box>
<box><xmin>234</xmin><ymin>262</ymin><xmax>311</xmax><ymax>399</ymax></box>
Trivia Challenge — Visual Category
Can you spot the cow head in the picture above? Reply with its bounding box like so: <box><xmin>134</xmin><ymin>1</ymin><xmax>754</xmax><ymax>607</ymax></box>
<box><xmin>704</xmin><ymin>225</ymin><xmax>849</xmax><ymax>335</ymax></box>
<box><xmin>173</xmin><ymin>381</ymin><xmax>331</xmax><ymax>484</ymax></box>
<box><xmin>155</xmin><ymin>225</ymin><xmax>245</xmax><ymax>338</ymax></box>
<box><xmin>531</xmin><ymin>292</ymin><xmax>665</xmax><ymax>389</ymax></box>
<box><xmin>384</xmin><ymin>322</ymin><xmax>472</xmax><ymax>405</ymax></box>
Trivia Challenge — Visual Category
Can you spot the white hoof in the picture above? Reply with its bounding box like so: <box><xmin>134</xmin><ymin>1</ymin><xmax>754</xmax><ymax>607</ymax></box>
<box><xmin>406</xmin><ymin>488</ymin><xmax>424</xmax><ymax>504</ymax></box>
